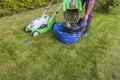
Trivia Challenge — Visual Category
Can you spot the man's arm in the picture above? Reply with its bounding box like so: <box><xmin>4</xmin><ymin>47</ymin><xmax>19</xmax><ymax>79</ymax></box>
<box><xmin>71</xmin><ymin>0</ymin><xmax>95</xmax><ymax>21</ymax></box>
<box><xmin>84</xmin><ymin>0</ymin><xmax>95</xmax><ymax>21</ymax></box>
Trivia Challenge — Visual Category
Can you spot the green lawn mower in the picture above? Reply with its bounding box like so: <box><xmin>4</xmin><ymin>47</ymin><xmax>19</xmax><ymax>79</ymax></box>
<box><xmin>24</xmin><ymin>0</ymin><xmax>63</xmax><ymax>37</ymax></box>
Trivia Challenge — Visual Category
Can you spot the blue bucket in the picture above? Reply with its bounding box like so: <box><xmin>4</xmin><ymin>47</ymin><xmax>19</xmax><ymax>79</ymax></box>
<box><xmin>53</xmin><ymin>23</ymin><xmax>83</xmax><ymax>44</ymax></box>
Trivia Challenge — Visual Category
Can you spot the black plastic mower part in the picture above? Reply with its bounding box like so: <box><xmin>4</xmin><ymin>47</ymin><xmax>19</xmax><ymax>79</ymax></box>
<box><xmin>62</xmin><ymin>18</ymin><xmax>87</xmax><ymax>34</ymax></box>
<box><xmin>39</xmin><ymin>24</ymin><xmax>47</xmax><ymax>29</ymax></box>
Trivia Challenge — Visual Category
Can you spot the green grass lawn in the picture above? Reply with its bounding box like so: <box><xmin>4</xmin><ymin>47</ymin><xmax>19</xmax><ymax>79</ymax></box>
<box><xmin>0</xmin><ymin>3</ymin><xmax>120</xmax><ymax>80</ymax></box>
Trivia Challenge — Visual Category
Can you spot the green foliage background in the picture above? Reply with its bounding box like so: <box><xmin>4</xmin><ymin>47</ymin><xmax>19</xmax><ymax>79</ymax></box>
<box><xmin>0</xmin><ymin>0</ymin><xmax>120</xmax><ymax>16</ymax></box>
<box><xmin>95</xmin><ymin>0</ymin><xmax>120</xmax><ymax>13</ymax></box>
<box><xmin>0</xmin><ymin>0</ymin><xmax>62</xmax><ymax>16</ymax></box>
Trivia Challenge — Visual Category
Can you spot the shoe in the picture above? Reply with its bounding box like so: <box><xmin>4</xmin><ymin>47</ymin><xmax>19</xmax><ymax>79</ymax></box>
<box><xmin>82</xmin><ymin>32</ymin><xmax>89</xmax><ymax>37</ymax></box>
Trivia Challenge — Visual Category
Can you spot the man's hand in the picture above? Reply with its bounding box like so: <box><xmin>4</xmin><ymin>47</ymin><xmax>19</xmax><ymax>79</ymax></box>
<box><xmin>84</xmin><ymin>0</ymin><xmax>95</xmax><ymax>22</ymax></box>
<box><xmin>84</xmin><ymin>14</ymin><xmax>89</xmax><ymax>22</ymax></box>
<box><xmin>71</xmin><ymin>0</ymin><xmax>74</xmax><ymax>8</ymax></box>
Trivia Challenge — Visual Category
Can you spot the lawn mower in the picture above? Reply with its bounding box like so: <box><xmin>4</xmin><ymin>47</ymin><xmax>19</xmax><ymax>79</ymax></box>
<box><xmin>24</xmin><ymin>0</ymin><xmax>63</xmax><ymax>37</ymax></box>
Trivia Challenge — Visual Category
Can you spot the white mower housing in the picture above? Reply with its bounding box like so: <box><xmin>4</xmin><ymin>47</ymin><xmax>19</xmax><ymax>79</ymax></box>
<box><xmin>28</xmin><ymin>15</ymin><xmax>49</xmax><ymax>30</ymax></box>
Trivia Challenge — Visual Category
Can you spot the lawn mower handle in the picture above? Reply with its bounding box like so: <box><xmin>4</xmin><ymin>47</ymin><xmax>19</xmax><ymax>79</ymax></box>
<box><xmin>52</xmin><ymin>3</ymin><xmax>63</xmax><ymax>18</ymax></box>
<box><xmin>42</xmin><ymin>0</ymin><xmax>55</xmax><ymax>16</ymax></box>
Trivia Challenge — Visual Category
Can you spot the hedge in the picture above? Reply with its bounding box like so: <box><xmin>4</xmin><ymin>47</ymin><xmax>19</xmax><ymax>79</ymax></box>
<box><xmin>0</xmin><ymin>0</ymin><xmax>62</xmax><ymax>16</ymax></box>
<box><xmin>0</xmin><ymin>0</ymin><xmax>120</xmax><ymax>16</ymax></box>
<box><xmin>95</xmin><ymin>0</ymin><xmax>120</xmax><ymax>13</ymax></box>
